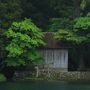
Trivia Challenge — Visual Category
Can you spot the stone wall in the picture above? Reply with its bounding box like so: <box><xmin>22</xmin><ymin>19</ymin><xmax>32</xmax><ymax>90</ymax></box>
<box><xmin>14</xmin><ymin>70</ymin><xmax>90</xmax><ymax>80</ymax></box>
<box><xmin>41</xmin><ymin>71</ymin><xmax>90</xmax><ymax>80</ymax></box>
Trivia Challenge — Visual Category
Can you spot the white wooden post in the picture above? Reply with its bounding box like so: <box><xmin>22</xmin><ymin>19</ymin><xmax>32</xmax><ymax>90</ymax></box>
<box><xmin>35</xmin><ymin>66</ymin><xmax>39</xmax><ymax>77</ymax></box>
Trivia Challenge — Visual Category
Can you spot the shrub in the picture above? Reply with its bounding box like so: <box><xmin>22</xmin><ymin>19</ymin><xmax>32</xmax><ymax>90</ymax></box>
<box><xmin>0</xmin><ymin>74</ymin><xmax>6</xmax><ymax>82</ymax></box>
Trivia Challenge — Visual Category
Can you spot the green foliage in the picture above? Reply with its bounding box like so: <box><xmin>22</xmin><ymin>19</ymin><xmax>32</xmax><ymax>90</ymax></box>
<box><xmin>0</xmin><ymin>0</ymin><xmax>90</xmax><ymax>71</ymax></box>
<box><xmin>19</xmin><ymin>0</ymin><xmax>74</xmax><ymax>30</ymax></box>
<box><xmin>74</xmin><ymin>17</ymin><xmax>90</xmax><ymax>31</ymax></box>
<box><xmin>5</xmin><ymin>19</ymin><xmax>45</xmax><ymax>66</ymax></box>
<box><xmin>0</xmin><ymin>74</ymin><xmax>6</xmax><ymax>82</ymax></box>
<box><xmin>48</xmin><ymin>18</ymin><xmax>73</xmax><ymax>32</ymax></box>
<box><xmin>55</xmin><ymin>11</ymin><xmax>90</xmax><ymax>70</ymax></box>
<box><xmin>80</xmin><ymin>0</ymin><xmax>87</xmax><ymax>10</ymax></box>
<box><xmin>74</xmin><ymin>13</ymin><xmax>90</xmax><ymax>40</ymax></box>
<box><xmin>26</xmin><ymin>50</ymin><xmax>43</xmax><ymax>64</ymax></box>
<box><xmin>0</xmin><ymin>0</ymin><xmax>22</xmax><ymax>70</ymax></box>
<box><xmin>49</xmin><ymin>0</ymin><xmax>74</xmax><ymax>17</ymax></box>
<box><xmin>0</xmin><ymin>0</ymin><xmax>22</xmax><ymax>28</ymax></box>
<box><xmin>55</xmin><ymin>29</ymin><xmax>87</xmax><ymax>44</ymax></box>
<box><xmin>55</xmin><ymin>29</ymin><xmax>74</xmax><ymax>41</ymax></box>
<box><xmin>55</xmin><ymin>12</ymin><xmax>90</xmax><ymax>45</ymax></box>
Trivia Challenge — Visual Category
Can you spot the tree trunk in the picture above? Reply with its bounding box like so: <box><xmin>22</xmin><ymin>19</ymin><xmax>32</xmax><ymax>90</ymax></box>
<box><xmin>77</xmin><ymin>46</ymin><xmax>85</xmax><ymax>71</ymax></box>
<box><xmin>73</xmin><ymin>0</ymin><xmax>81</xmax><ymax>17</ymax></box>
<box><xmin>78</xmin><ymin>54</ymin><xmax>85</xmax><ymax>71</ymax></box>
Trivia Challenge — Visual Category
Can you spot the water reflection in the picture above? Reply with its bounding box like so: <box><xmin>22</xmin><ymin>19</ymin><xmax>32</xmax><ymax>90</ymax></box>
<box><xmin>0</xmin><ymin>81</ymin><xmax>90</xmax><ymax>90</ymax></box>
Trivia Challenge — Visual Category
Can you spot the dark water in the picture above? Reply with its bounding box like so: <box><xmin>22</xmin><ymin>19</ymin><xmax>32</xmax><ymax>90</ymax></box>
<box><xmin>0</xmin><ymin>81</ymin><xmax>90</xmax><ymax>90</ymax></box>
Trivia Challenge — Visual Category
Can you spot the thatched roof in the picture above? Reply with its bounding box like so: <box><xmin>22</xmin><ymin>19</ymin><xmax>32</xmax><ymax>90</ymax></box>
<box><xmin>43</xmin><ymin>32</ymin><xmax>68</xmax><ymax>49</ymax></box>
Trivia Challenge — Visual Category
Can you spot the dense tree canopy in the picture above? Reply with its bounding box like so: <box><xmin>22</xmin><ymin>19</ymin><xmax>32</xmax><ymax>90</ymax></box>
<box><xmin>0</xmin><ymin>0</ymin><xmax>90</xmax><ymax>73</ymax></box>
<box><xmin>0</xmin><ymin>0</ymin><xmax>22</xmax><ymax>29</ymax></box>
<box><xmin>5</xmin><ymin>19</ymin><xmax>45</xmax><ymax>66</ymax></box>
<box><xmin>55</xmin><ymin>12</ymin><xmax>90</xmax><ymax>70</ymax></box>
